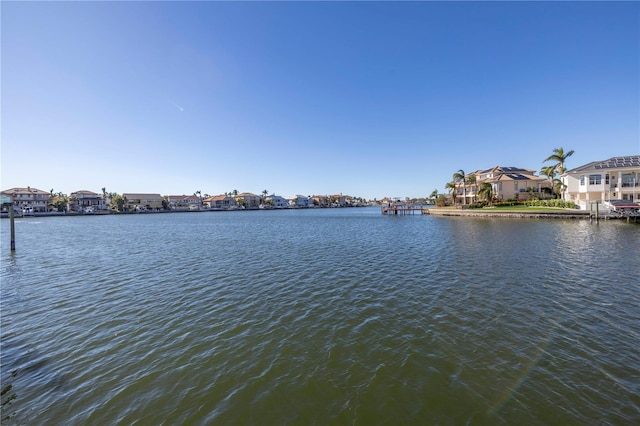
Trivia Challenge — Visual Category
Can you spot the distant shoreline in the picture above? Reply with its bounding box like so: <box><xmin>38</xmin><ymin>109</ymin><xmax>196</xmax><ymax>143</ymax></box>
<box><xmin>0</xmin><ymin>205</ymin><xmax>371</xmax><ymax>219</ymax></box>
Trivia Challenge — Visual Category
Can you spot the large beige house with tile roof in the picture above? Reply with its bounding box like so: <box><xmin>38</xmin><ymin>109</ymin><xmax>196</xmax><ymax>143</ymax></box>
<box><xmin>0</xmin><ymin>187</ymin><xmax>51</xmax><ymax>212</ymax></box>
<box><xmin>123</xmin><ymin>193</ymin><xmax>164</xmax><ymax>211</ymax></box>
<box><xmin>456</xmin><ymin>166</ymin><xmax>552</xmax><ymax>204</ymax></box>
<box><xmin>203</xmin><ymin>194</ymin><xmax>236</xmax><ymax>210</ymax></box>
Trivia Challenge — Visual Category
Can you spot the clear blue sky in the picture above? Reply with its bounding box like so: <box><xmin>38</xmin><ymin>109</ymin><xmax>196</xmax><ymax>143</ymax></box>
<box><xmin>2</xmin><ymin>1</ymin><xmax>639</xmax><ymax>200</ymax></box>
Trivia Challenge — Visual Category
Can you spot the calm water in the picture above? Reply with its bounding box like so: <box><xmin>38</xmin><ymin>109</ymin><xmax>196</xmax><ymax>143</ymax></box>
<box><xmin>1</xmin><ymin>208</ymin><xmax>639</xmax><ymax>425</ymax></box>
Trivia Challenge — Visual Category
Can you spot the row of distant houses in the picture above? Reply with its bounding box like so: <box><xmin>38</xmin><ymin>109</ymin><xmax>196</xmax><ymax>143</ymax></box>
<box><xmin>0</xmin><ymin>189</ymin><xmax>363</xmax><ymax>214</ymax></box>
<box><xmin>451</xmin><ymin>155</ymin><xmax>640</xmax><ymax>210</ymax></box>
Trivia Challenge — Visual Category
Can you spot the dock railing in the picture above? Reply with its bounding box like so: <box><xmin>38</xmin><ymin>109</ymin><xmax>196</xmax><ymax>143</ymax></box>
<box><xmin>381</xmin><ymin>204</ymin><xmax>432</xmax><ymax>215</ymax></box>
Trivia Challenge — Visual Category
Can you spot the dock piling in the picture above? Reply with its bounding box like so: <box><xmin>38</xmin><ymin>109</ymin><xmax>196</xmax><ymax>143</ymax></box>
<box><xmin>10</xmin><ymin>206</ymin><xmax>16</xmax><ymax>251</ymax></box>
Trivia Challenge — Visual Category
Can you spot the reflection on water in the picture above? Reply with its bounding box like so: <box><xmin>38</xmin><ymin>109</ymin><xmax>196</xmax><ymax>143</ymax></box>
<box><xmin>1</xmin><ymin>210</ymin><xmax>639</xmax><ymax>424</ymax></box>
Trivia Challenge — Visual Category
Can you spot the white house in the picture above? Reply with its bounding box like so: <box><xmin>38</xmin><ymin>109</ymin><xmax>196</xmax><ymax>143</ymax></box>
<box><xmin>562</xmin><ymin>155</ymin><xmax>640</xmax><ymax>210</ymax></box>
<box><xmin>293</xmin><ymin>195</ymin><xmax>313</xmax><ymax>208</ymax></box>
<box><xmin>69</xmin><ymin>190</ymin><xmax>106</xmax><ymax>212</ymax></box>
<box><xmin>266</xmin><ymin>194</ymin><xmax>289</xmax><ymax>208</ymax></box>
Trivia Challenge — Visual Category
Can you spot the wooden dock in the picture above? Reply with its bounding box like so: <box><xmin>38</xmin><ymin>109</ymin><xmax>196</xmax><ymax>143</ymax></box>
<box><xmin>381</xmin><ymin>205</ymin><xmax>430</xmax><ymax>215</ymax></box>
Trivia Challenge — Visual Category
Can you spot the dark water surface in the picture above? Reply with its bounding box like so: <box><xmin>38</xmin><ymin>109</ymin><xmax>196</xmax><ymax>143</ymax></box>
<box><xmin>1</xmin><ymin>208</ymin><xmax>639</xmax><ymax>424</ymax></box>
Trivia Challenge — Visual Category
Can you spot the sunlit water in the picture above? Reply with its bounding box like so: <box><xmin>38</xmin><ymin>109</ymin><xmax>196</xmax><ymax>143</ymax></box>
<box><xmin>1</xmin><ymin>208</ymin><xmax>639</xmax><ymax>424</ymax></box>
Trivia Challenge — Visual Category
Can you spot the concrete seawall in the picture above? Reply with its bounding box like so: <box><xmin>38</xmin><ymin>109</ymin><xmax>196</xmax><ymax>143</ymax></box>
<box><xmin>424</xmin><ymin>208</ymin><xmax>591</xmax><ymax>219</ymax></box>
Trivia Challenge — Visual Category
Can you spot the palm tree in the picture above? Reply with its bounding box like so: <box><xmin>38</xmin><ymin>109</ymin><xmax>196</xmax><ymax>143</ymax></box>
<box><xmin>261</xmin><ymin>189</ymin><xmax>268</xmax><ymax>204</ymax></box>
<box><xmin>552</xmin><ymin>178</ymin><xmax>566</xmax><ymax>199</ymax></box>
<box><xmin>540</xmin><ymin>165</ymin><xmax>556</xmax><ymax>181</ymax></box>
<box><xmin>478</xmin><ymin>182</ymin><xmax>494</xmax><ymax>205</ymax></box>
<box><xmin>543</xmin><ymin>147</ymin><xmax>574</xmax><ymax>175</ymax></box>
<box><xmin>540</xmin><ymin>165</ymin><xmax>557</xmax><ymax>199</ymax></box>
<box><xmin>429</xmin><ymin>189</ymin><xmax>439</xmax><ymax>203</ymax></box>
<box><xmin>445</xmin><ymin>181</ymin><xmax>457</xmax><ymax>205</ymax></box>
<box><xmin>452</xmin><ymin>169</ymin><xmax>467</xmax><ymax>205</ymax></box>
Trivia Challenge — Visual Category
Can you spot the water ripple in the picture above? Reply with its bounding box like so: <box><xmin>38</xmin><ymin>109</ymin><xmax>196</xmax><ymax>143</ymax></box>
<box><xmin>1</xmin><ymin>211</ymin><xmax>639</xmax><ymax>424</ymax></box>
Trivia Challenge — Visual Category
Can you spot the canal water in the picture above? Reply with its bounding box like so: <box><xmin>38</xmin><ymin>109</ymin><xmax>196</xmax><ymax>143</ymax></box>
<box><xmin>1</xmin><ymin>208</ymin><xmax>639</xmax><ymax>424</ymax></box>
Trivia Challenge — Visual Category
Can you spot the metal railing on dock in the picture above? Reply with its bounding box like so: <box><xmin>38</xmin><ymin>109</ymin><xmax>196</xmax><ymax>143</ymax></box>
<box><xmin>381</xmin><ymin>205</ymin><xmax>431</xmax><ymax>215</ymax></box>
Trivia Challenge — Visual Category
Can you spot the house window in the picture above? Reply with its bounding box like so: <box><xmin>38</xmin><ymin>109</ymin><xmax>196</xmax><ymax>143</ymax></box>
<box><xmin>621</xmin><ymin>174</ymin><xmax>636</xmax><ymax>187</ymax></box>
<box><xmin>589</xmin><ymin>174</ymin><xmax>601</xmax><ymax>185</ymax></box>
<box><xmin>605</xmin><ymin>174</ymin><xmax>609</xmax><ymax>185</ymax></box>
<box><xmin>579</xmin><ymin>176</ymin><xmax>585</xmax><ymax>186</ymax></box>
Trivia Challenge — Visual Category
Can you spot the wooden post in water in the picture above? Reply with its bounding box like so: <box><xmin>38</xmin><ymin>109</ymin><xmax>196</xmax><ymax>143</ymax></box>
<box><xmin>9</xmin><ymin>204</ymin><xmax>16</xmax><ymax>251</ymax></box>
<box><xmin>1</xmin><ymin>196</ymin><xmax>16</xmax><ymax>251</ymax></box>
<box><xmin>595</xmin><ymin>201</ymin><xmax>599</xmax><ymax>224</ymax></box>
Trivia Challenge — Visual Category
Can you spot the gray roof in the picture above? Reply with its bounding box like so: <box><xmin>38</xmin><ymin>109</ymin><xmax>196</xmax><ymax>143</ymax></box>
<box><xmin>568</xmin><ymin>156</ymin><xmax>640</xmax><ymax>173</ymax></box>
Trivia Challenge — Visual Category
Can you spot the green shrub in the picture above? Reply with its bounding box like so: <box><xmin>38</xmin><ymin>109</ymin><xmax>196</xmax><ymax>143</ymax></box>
<box><xmin>468</xmin><ymin>202</ymin><xmax>486</xmax><ymax>209</ymax></box>
<box><xmin>523</xmin><ymin>199</ymin><xmax>576</xmax><ymax>208</ymax></box>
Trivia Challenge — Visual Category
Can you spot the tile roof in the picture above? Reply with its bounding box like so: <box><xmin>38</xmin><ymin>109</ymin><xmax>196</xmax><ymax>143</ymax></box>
<box><xmin>71</xmin><ymin>190</ymin><xmax>99</xmax><ymax>196</ymax></box>
<box><xmin>204</xmin><ymin>194</ymin><xmax>232</xmax><ymax>201</ymax></box>
<box><xmin>1</xmin><ymin>187</ymin><xmax>50</xmax><ymax>195</ymax></box>
<box><xmin>123</xmin><ymin>193</ymin><xmax>163</xmax><ymax>199</ymax></box>
<box><xmin>167</xmin><ymin>195</ymin><xmax>199</xmax><ymax>201</ymax></box>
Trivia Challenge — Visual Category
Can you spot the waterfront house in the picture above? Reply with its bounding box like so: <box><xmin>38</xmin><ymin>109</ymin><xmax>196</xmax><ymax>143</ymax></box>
<box><xmin>562</xmin><ymin>155</ymin><xmax>640</xmax><ymax>210</ymax></box>
<box><xmin>123</xmin><ymin>193</ymin><xmax>164</xmax><ymax>211</ymax></box>
<box><xmin>344</xmin><ymin>195</ymin><xmax>360</xmax><ymax>206</ymax></box>
<box><xmin>203</xmin><ymin>194</ymin><xmax>236</xmax><ymax>210</ymax></box>
<box><xmin>167</xmin><ymin>195</ymin><xmax>202</xmax><ymax>211</ymax></box>
<box><xmin>457</xmin><ymin>167</ymin><xmax>552</xmax><ymax>204</ymax></box>
<box><xmin>0</xmin><ymin>187</ymin><xmax>51</xmax><ymax>213</ymax></box>
<box><xmin>235</xmin><ymin>192</ymin><xmax>261</xmax><ymax>209</ymax></box>
<box><xmin>69</xmin><ymin>190</ymin><xmax>105</xmax><ymax>212</ymax></box>
<box><xmin>312</xmin><ymin>195</ymin><xmax>329</xmax><ymax>207</ymax></box>
<box><xmin>266</xmin><ymin>194</ymin><xmax>289</xmax><ymax>208</ymax></box>
<box><xmin>331</xmin><ymin>194</ymin><xmax>347</xmax><ymax>207</ymax></box>
<box><xmin>293</xmin><ymin>195</ymin><xmax>313</xmax><ymax>208</ymax></box>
